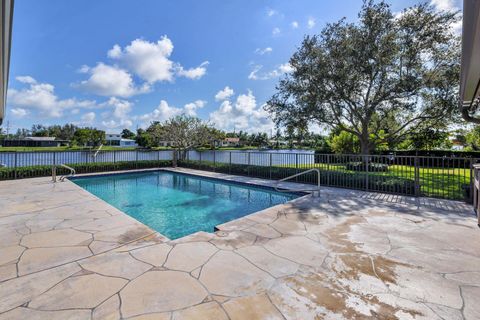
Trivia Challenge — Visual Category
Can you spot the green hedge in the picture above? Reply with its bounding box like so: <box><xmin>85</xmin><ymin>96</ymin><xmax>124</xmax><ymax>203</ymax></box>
<box><xmin>178</xmin><ymin>160</ymin><xmax>416</xmax><ymax>195</ymax></box>
<box><xmin>0</xmin><ymin>160</ymin><xmax>172</xmax><ymax>180</ymax></box>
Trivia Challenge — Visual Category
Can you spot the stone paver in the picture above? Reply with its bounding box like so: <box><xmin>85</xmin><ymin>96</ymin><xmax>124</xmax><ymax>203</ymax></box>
<box><xmin>130</xmin><ymin>243</ymin><xmax>172</xmax><ymax>266</ymax></box>
<box><xmin>18</xmin><ymin>246</ymin><xmax>91</xmax><ymax>275</ymax></box>
<box><xmin>21</xmin><ymin>229</ymin><xmax>92</xmax><ymax>248</ymax></box>
<box><xmin>165</xmin><ymin>241</ymin><xmax>217</xmax><ymax>272</ymax></box>
<box><xmin>80</xmin><ymin>251</ymin><xmax>151</xmax><ymax>279</ymax></box>
<box><xmin>200</xmin><ymin>250</ymin><xmax>275</xmax><ymax>297</ymax></box>
<box><xmin>223</xmin><ymin>294</ymin><xmax>284</xmax><ymax>320</ymax></box>
<box><xmin>120</xmin><ymin>271</ymin><xmax>208</xmax><ymax>318</ymax></box>
<box><xmin>92</xmin><ymin>294</ymin><xmax>121</xmax><ymax>320</ymax></box>
<box><xmin>0</xmin><ymin>308</ymin><xmax>91</xmax><ymax>320</ymax></box>
<box><xmin>29</xmin><ymin>273</ymin><xmax>127</xmax><ymax>310</ymax></box>
<box><xmin>172</xmin><ymin>301</ymin><xmax>228</xmax><ymax>320</ymax></box>
<box><xmin>0</xmin><ymin>246</ymin><xmax>24</xmax><ymax>265</ymax></box>
<box><xmin>264</xmin><ymin>235</ymin><xmax>329</xmax><ymax>267</ymax></box>
<box><xmin>236</xmin><ymin>245</ymin><xmax>298</xmax><ymax>278</ymax></box>
<box><xmin>0</xmin><ymin>170</ymin><xmax>479</xmax><ymax>319</ymax></box>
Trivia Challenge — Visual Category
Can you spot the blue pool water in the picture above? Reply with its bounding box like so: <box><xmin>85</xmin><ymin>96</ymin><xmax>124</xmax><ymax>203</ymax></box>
<box><xmin>72</xmin><ymin>171</ymin><xmax>300</xmax><ymax>239</ymax></box>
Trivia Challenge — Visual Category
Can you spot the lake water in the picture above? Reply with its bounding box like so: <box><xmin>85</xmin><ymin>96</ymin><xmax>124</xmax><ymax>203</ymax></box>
<box><xmin>0</xmin><ymin>149</ymin><xmax>315</xmax><ymax>168</ymax></box>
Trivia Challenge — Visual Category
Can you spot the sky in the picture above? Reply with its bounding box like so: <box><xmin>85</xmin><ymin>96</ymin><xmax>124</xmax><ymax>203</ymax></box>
<box><xmin>4</xmin><ymin>0</ymin><xmax>462</xmax><ymax>134</ymax></box>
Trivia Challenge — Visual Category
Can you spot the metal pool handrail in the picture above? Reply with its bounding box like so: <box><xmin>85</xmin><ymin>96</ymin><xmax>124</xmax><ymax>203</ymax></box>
<box><xmin>274</xmin><ymin>168</ymin><xmax>321</xmax><ymax>197</ymax></box>
<box><xmin>52</xmin><ymin>164</ymin><xmax>76</xmax><ymax>182</ymax></box>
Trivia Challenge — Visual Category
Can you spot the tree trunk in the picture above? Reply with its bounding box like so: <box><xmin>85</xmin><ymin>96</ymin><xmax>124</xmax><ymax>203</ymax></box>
<box><xmin>359</xmin><ymin>136</ymin><xmax>370</xmax><ymax>155</ymax></box>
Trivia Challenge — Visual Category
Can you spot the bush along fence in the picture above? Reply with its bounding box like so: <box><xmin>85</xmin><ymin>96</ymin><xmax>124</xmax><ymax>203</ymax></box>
<box><xmin>0</xmin><ymin>149</ymin><xmax>477</xmax><ymax>201</ymax></box>
<box><xmin>0</xmin><ymin>150</ymin><xmax>174</xmax><ymax>180</ymax></box>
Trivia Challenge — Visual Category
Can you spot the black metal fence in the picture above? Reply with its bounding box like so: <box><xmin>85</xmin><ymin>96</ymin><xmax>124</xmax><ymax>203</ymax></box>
<box><xmin>0</xmin><ymin>150</ymin><xmax>174</xmax><ymax>180</ymax></box>
<box><xmin>0</xmin><ymin>149</ymin><xmax>476</xmax><ymax>201</ymax></box>
<box><xmin>180</xmin><ymin>151</ymin><xmax>477</xmax><ymax>201</ymax></box>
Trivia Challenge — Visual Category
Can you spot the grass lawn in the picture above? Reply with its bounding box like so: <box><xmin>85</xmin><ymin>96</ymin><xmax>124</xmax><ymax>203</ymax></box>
<box><xmin>289</xmin><ymin>163</ymin><xmax>471</xmax><ymax>200</ymax></box>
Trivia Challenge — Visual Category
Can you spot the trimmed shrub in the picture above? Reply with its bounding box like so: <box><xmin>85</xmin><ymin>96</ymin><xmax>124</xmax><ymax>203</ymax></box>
<box><xmin>0</xmin><ymin>160</ymin><xmax>172</xmax><ymax>180</ymax></box>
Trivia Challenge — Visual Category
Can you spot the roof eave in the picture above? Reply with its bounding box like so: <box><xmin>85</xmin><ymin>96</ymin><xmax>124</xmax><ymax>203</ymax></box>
<box><xmin>0</xmin><ymin>0</ymin><xmax>14</xmax><ymax>126</ymax></box>
<box><xmin>460</xmin><ymin>0</ymin><xmax>480</xmax><ymax>123</ymax></box>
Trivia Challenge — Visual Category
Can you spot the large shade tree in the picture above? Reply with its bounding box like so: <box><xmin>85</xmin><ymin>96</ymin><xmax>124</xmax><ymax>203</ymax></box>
<box><xmin>266</xmin><ymin>0</ymin><xmax>460</xmax><ymax>154</ymax></box>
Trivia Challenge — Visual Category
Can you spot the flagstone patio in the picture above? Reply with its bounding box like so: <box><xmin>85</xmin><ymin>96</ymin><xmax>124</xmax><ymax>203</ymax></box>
<box><xmin>0</xmin><ymin>168</ymin><xmax>479</xmax><ymax>319</ymax></box>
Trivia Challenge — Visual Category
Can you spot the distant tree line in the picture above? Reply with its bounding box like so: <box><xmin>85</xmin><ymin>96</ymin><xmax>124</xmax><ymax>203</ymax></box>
<box><xmin>1</xmin><ymin>115</ymin><xmax>480</xmax><ymax>153</ymax></box>
<box><xmin>0</xmin><ymin>124</ymin><xmax>105</xmax><ymax>147</ymax></box>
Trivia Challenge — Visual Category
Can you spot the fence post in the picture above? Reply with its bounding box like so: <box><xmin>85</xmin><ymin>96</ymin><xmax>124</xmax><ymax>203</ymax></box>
<box><xmin>327</xmin><ymin>154</ymin><xmax>330</xmax><ymax>186</ymax></box>
<box><xmin>470</xmin><ymin>158</ymin><xmax>474</xmax><ymax>203</ymax></box>
<box><xmin>199</xmin><ymin>151</ymin><xmax>202</xmax><ymax>169</ymax></box>
<box><xmin>114</xmin><ymin>150</ymin><xmax>116</xmax><ymax>163</ymax></box>
<box><xmin>14</xmin><ymin>152</ymin><xmax>17</xmax><ymax>179</ymax></box>
<box><xmin>364</xmin><ymin>154</ymin><xmax>369</xmax><ymax>192</ymax></box>
<box><xmin>247</xmin><ymin>152</ymin><xmax>251</xmax><ymax>177</ymax></box>
<box><xmin>213</xmin><ymin>151</ymin><xmax>216</xmax><ymax>172</ymax></box>
<box><xmin>229</xmin><ymin>152</ymin><xmax>232</xmax><ymax>174</ymax></box>
<box><xmin>414</xmin><ymin>156</ymin><xmax>420</xmax><ymax>197</ymax></box>
<box><xmin>295</xmin><ymin>153</ymin><xmax>299</xmax><ymax>182</ymax></box>
<box><xmin>269</xmin><ymin>153</ymin><xmax>273</xmax><ymax>180</ymax></box>
<box><xmin>135</xmin><ymin>150</ymin><xmax>138</xmax><ymax>169</ymax></box>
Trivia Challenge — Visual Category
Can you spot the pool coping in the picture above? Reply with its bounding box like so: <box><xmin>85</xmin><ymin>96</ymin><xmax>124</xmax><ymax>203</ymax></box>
<box><xmin>67</xmin><ymin>167</ymin><xmax>314</xmax><ymax>241</ymax></box>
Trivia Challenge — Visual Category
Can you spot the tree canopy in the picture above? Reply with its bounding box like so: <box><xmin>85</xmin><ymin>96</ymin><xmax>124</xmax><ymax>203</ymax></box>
<box><xmin>71</xmin><ymin>128</ymin><xmax>105</xmax><ymax>147</ymax></box>
<box><xmin>266</xmin><ymin>0</ymin><xmax>460</xmax><ymax>154</ymax></box>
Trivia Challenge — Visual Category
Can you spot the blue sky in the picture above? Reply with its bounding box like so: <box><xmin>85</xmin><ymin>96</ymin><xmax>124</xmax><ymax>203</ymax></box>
<box><xmin>5</xmin><ymin>0</ymin><xmax>462</xmax><ymax>134</ymax></box>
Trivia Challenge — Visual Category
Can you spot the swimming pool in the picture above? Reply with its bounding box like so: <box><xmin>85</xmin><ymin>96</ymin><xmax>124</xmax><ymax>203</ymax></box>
<box><xmin>72</xmin><ymin>170</ymin><xmax>301</xmax><ymax>239</ymax></box>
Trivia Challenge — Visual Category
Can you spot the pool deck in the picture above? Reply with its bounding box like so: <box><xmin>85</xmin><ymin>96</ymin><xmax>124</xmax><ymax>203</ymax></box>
<box><xmin>0</xmin><ymin>167</ymin><xmax>479</xmax><ymax>319</ymax></box>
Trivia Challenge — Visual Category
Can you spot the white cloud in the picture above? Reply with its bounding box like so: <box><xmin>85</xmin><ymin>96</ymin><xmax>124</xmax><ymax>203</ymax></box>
<box><xmin>176</xmin><ymin>61</ymin><xmax>209</xmax><ymax>80</ymax></box>
<box><xmin>8</xmin><ymin>76</ymin><xmax>98</xmax><ymax>118</ymax></box>
<box><xmin>307</xmin><ymin>17</ymin><xmax>316</xmax><ymax>29</ymax></box>
<box><xmin>255</xmin><ymin>47</ymin><xmax>273</xmax><ymax>55</ymax></box>
<box><xmin>16</xmin><ymin>76</ymin><xmax>36</xmax><ymax>84</ymax></box>
<box><xmin>138</xmin><ymin>100</ymin><xmax>183</xmax><ymax>125</ymax></box>
<box><xmin>272</xmin><ymin>27</ymin><xmax>281</xmax><ymax>36</ymax></box>
<box><xmin>77</xmin><ymin>65</ymin><xmax>90</xmax><ymax>74</ymax></box>
<box><xmin>100</xmin><ymin>97</ymin><xmax>134</xmax><ymax>128</ymax></box>
<box><xmin>278</xmin><ymin>63</ymin><xmax>294</xmax><ymax>73</ymax></box>
<box><xmin>209</xmin><ymin>90</ymin><xmax>274</xmax><ymax>133</ymax></box>
<box><xmin>81</xmin><ymin>112</ymin><xmax>96</xmax><ymax>124</ymax></box>
<box><xmin>395</xmin><ymin>1</ymin><xmax>461</xmax><ymax>33</ymax></box>
<box><xmin>76</xmin><ymin>63</ymin><xmax>150</xmax><ymax>98</ymax></box>
<box><xmin>291</xmin><ymin>21</ymin><xmax>299</xmax><ymax>29</ymax></box>
<box><xmin>248</xmin><ymin>63</ymin><xmax>294</xmax><ymax>80</ymax></box>
<box><xmin>107</xmin><ymin>36</ymin><xmax>208</xmax><ymax>82</ymax></box>
<box><xmin>77</xmin><ymin>36</ymin><xmax>208</xmax><ymax>98</ymax></box>
<box><xmin>184</xmin><ymin>100</ymin><xmax>206</xmax><ymax>116</ymax></box>
<box><xmin>108</xmin><ymin>37</ymin><xmax>174</xmax><ymax>83</ymax></box>
<box><xmin>138</xmin><ymin>99</ymin><xmax>207</xmax><ymax>127</ymax></box>
<box><xmin>10</xmin><ymin>108</ymin><xmax>28</xmax><ymax>118</ymax></box>
<box><xmin>267</xmin><ymin>8</ymin><xmax>277</xmax><ymax>17</ymax></box>
<box><xmin>430</xmin><ymin>0</ymin><xmax>462</xmax><ymax>33</ymax></box>
<box><xmin>215</xmin><ymin>86</ymin><xmax>234</xmax><ymax>101</ymax></box>
<box><xmin>430</xmin><ymin>0</ymin><xmax>456</xmax><ymax>12</ymax></box>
